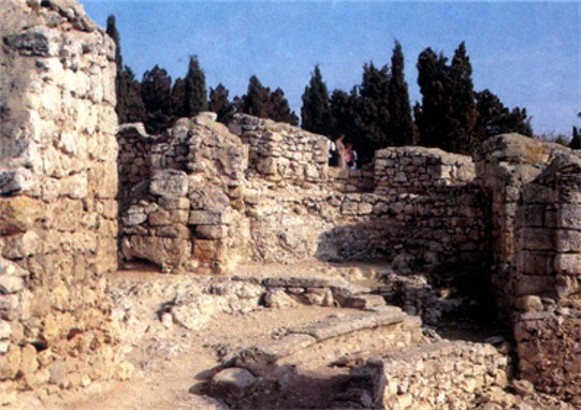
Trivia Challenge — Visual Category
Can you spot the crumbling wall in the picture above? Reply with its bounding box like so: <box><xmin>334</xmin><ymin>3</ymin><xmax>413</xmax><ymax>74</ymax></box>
<box><xmin>374</xmin><ymin>146</ymin><xmax>475</xmax><ymax>194</ymax></box>
<box><xmin>337</xmin><ymin>341</ymin><xmax>508</xmax><ymax>409</ymax></box>
<box><xmin>513</xmin><ymin>152</ymin><xmax>581</xmax><ymax>404</ymax></box>
<box><xmin>119</xmin><ymin>114</ymin><xmax>250</xmax><ymax>273</ymax></box>
<box><xmin>118</xmin><ymin>115</ymin><xmax>489</xmax><ymax>279</ymax></box>
<box><xmin>0</xmin><ymin>0</ymin><xmax>126</xmax><ymax>400</ymax></box>
<box><xmin>245</xmin><ymin>186</ymin><xmax>488</xmax><ymax>274</ymax></box>
<box><xmin>476</xmin><ymin>134</ymin><xmax>569</xmax><ymax>322</ymax></box>
<box><xmin>229</xmin><ymin>114</ymin><xmax>330</xmax><ymax>185</ymax></box>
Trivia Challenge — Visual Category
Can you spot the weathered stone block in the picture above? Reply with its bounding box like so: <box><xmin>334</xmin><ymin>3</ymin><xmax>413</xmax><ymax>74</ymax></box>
<box><xmin>515</xmin><ymin>275</ymin><xmax>555</xmax><ymax>296</ymax></box>
<box><xmin>0</xmin><ymin>196</ymin><xmax>45</xmax><ymax>234</ymax></box>
<box><xmin>196</xmin><ymin>224</ymin><xmax>227</xmax><ymax>240</ymax></box>
<box><xmin>150</xmin><ymin>170</ymin><xmax>189</xmax><ymax>198</ymax></box>
<box><xmin>555</xmin><ymin>253</ymin><xmax>581</xmax><ymax>275</ymax></box>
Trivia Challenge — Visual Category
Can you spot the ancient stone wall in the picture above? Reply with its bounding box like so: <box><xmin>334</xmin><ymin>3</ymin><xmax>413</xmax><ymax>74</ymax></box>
<box><xmin>477</xmin><ymin>135</ymin><xmax>579</xmax><ymax>404</ymax></box>
<box><xmin>119</xmin><ymin>114</ymin><xmax>249</xmax><ymax>273</ymax></box>
<box><xmin>512</xmin><ymin>152</ymin><xmax>581</xmax><ymax>404</ymax></box>
<box><xmin>117</xmin><ymin>114</ymin><xmax>489</xmax><ymax>281</ymax></box>
<box><xmin>339</xmin><ymin>341</ymin><xmax>508</xmax><ymax>409</ymax></box>
<box><xmin>476</xmin><ymin>134</ymin><xmax>569</xmax><ymax>322</ymax></box>
<box><xmin>228</xmin><ymin>114</ymin><xmax>330</xmax><ymax>185</ymax></box>
<box><xmin>0</xmin><ymin>0</ymin><xmax>126</xmax><ymax>399</ymax></box>
<box><xmin>374</xmin><ymin>146</ymin><xmax>475</xmax><ymax>194</ymax></box>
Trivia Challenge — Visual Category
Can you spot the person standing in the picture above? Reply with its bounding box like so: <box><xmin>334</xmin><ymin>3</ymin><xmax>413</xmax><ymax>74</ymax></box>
<box><xmin>336</xmin><ymin>134</ymin><xmax>347</xmax><ymax>169</ymax></box>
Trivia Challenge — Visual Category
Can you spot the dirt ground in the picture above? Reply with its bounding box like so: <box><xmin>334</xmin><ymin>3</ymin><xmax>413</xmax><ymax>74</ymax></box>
<box><xmin>9</xmin><ymin>261</ymin><xmax>382</xmax><ymax>410</ymax></box>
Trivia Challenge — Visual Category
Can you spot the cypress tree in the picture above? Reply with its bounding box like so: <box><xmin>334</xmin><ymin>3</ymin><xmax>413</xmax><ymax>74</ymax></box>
<box><xmin>141</xmin><ymin>65</ymin><xmax>173</xmax><ymax>133</ymax></box>
<box><xmin>269</xmin><ymin>88</ymin><xmax>299</xmax><ymax>125</ymax></box>
<box><xmin>171</xmin><ymin>78</ymin><xmax>186</xmax><ymax>118</ymax></box>
<box><xmin>106</xmin><ymin>15</ymin><xmax>126</xmax><ymax>122</ymax></box>
<box><xmin>475</xmin><ymin>89</ymin><xmax>532</xmax><ymax>143</ymax></box>
<box><xmin>242</xmin><ymin>75</ymin><xmax>270</xmax><ymax>118</ymax></box>
<box><xmin>106</xmin><ymin>15</ymin><xmax>145</xmax><ymax>124</ymax></box>
<box><xmin>416</xmin><ymin>47</ymin><xmax>449</xmax><ymax>149</ymax></box>
<box><xmin>571</xmin><ymin>127</ymin><xmax>581</xmax><ymax>150</ymax></box>
<box><xmin>209</xmin><ymin>83</ymin><xmax>234</xmax><ymax>123</ymax></box>
<box><xmin>183</xmin><ymin>55</ymin><xmax>208</xmax><ymax>117</ymax></box>
<box><xmin>357</xmin><ymin>62</ymin><xmax>391</xmax><ymax>160</ymax></box>
<box><xmin>448</xmin><ymin>42</ymin><xmax>478</xmax><ymax>154</ymax></box>
<box><xmin>386</xmin><ymin>41</ymin><xmax>417</xmax><ymax>146</ymax></box>
<box><xmin>416</xmin><ymin>43</ymin><xmax>479</xmax><ymax>154</ymax></box>
<box><xmin>119</xmin><ymin>66</ymin><xmax>146</xmax><ymax>123</ymax></box>
<box><xmin>301</xmin><ymin>65</ymin><xmax>332</xmax><ymax>135</ymax></box>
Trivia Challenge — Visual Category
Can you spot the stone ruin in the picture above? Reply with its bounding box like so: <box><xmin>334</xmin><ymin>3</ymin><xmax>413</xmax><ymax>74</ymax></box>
<box><xmin>0</xmin><ymin>0</ymin><xmax>579</xmax><ymax>407</ymax></box>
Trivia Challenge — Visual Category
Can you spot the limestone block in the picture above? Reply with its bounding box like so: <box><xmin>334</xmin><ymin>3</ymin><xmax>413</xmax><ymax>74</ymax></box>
<box><xmin>122</xmin><ymin>205</ymin><xmax>147</xmax><ymax>226</ymax></box>
<box><xmin>58</xmin><ymin>172</ymin><xmax>88</xmax><ymax>199</ymax></box>
<box><xmin>189</xmin><ymin>210</ymin><xmax>230</xmax><ymax>225</ymax></box>
<box><xmin>0</xmin><ymin>346</ymin><xmax>21</xmax><ymax>380</ymax></box>
<box><xmin>515</xmin><ymin>275</ymin><xmax>555</xmax><ymax>296</ymax></box>
<box><xmin>263</xmin><ymin>290</ymin><xmax>297</xmax><ymax>308</ymax></box>
<box><xmin>193</xmin><ymin>240</ymin><xmax>220</xmax><ymax>263</ymax></box>
<box><xmin>0</xmin><ymin>294</ymin><xmax>19</xmax><ymax>321</ymax></box>
<box><xmin>0</xmin><ymin>276</ymin><xmax>24</xmax><ymax>294</ymax></box>
<box><xmin>0</xmin><ymin>168</ymin><xmax>37</xmax><ymax>195</ymax></box>
<box><xmin>150</xmin><ymin>170</ymin><xmax>189</xmax><ymax>198</ymax></box>
<box><xmin>0</xmin><ymin>196</ymin><xmax>45</xmax><ymax>234</ymax></box>
<box><xmin>20</xmin><ymin>344</ymin><xmax>39</xmax><ymax>375</ymax></box>
<box><xmin>514</xmin><ymin>295</ymin><xmax>544</xmax><ymax>312</ymax></box>
<box><xmin>196</xmin><ymin>224</ymin><xmax>227</xmax><ymax>240</ymax></box>
<box><xmin>2</xmin><ymin>231</ymin><xmax>42</xmax><ymax>259</ymax></box>
<box><xmin>555</xmin><ymin>253</ymin><xmax>581</xmax><ymax>275</ymax></box>
<box><xmin>0</xmin><ymin>320</ymin><xmax>12</xmax><ymax>340</ymax></box>
<box><xmin>208</xmin><ymin>367</ymin><xmax>257</xmax><ymax>403</ymax></box>
<box><xmin>88</xmin><ymin>161</ymin><xmax>117</xmax><ymax>199</ymax></box>
<box><xmin>155</xmin><ymin>225</ymin><xmax>191</xmax><ymax>239</ymax></box>
<box><xmin>558</xmin><ymin>204</ymin><xmax>581</xmax><ymax>229</ymax></box>
<box><xmin>556</xmin><ymin>230</ymin><xmax>581</xmax><ymax>252</ymax></box>
<box><xmin>47</xmin><ymin>198</ymin><xmax>84</xmax><ymax>232</ymax></box>
<box><xmin>122</xmin><ymin>235</ymin><xmax>192</xmax><ymax>269</ymax></box>
<box><xmin>148</xmin><ymin>209</ymin><xmax>171</xmax><ymax>226</ymax></box>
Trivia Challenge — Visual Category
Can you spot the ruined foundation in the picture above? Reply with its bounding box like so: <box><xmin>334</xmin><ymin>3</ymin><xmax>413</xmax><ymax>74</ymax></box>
<box><xmin>0</xmin><ymin>0</ymin><xmax>579</xmax><ymax>407</ymax></box>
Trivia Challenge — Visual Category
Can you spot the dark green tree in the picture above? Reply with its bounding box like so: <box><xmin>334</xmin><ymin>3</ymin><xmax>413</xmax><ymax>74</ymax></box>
<box><xmin>475</xmin><ymin>89</ymin><xmax>532</xmax><ymax>142</ymax></box>
<box><xmin>386</xmin><ymin>41</ymin><xmax>417</xmax><ymax>146</ymax></box>
<box><xmin>239</xmin><ymin>76</ymin><xmax>298</xmax><ymax>125</ymax></box>
<box><xmin>183</xmin><ymin>55</ymin><xmax>208</xmax><ymax>117</ymax></box>
<box><xmin>301</xmin><ymin>65</ymin><xmax>332</xmax><ymax>135</ymax></box>
<box><xmin>105</xmin><ymin>15</ymin><xmax>122</xmax><ymax>91</ymax></box>
<box><xmin>571</xmin><ymin>112</ymin><xmax>581</xmax><ymax>149</ymax></box>
<box><xmin>106</xmin><ymin>15</ymin><xmax>145</xmax><ymax>124</ymax></box>
<box><xmin>356</xmin><ymin>62</ymin><xmax>391</xmax><ymax>161</ymax></box>
<box><xmin>209</xmin><ymin>83</ymin><xmax>234</xmax><ymax>123</ymax></box>
<box><xmin>118</xmin><ymin>66</ymin><xmax>146</xmax><ymax>123</ymax></box>
<box><xmin>141</xmin><ymin>65</ymin><xmax>173</xmax><ymax>133</ymax></box>
<box><xmin>416</xmin><ymin>47</ymin><xmax>449</xmax><ymax>149</ymax></box>
<box><xmin>171</xmin><ymin>78</ymin><xmax>186</xmax><ymax>118</ymax></box>
<box><xmin>447</xmin><ymin>42</ymin><xmax>478</xmax><ymax>153</ymax></box>
<box><xmin>242</xmin><ymin>75</ymin><xmax>271</xmax><ymax>118</ymax></box>
<box><xmin>269</xmin><ymin>88</ymin><xmax>299</xmax><ymax>125</ymax></box>
<box><xmin>416</xmin><ymin>43</ymin><xmax>479</xmax><ymax>154</ymax></box>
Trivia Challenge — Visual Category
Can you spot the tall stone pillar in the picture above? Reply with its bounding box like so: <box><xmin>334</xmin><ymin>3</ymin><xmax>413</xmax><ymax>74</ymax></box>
<box><xmin>0</xmin><ymin>0</ymin><xmax>123</xmax><ymax>400</ymax></box>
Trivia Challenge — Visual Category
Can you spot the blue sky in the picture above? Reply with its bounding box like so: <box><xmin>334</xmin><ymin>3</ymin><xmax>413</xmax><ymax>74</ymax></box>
<box><xmin>80</xmin><ymin>1</ymin><xmax>580</xmax><ymax>136</ymax></box>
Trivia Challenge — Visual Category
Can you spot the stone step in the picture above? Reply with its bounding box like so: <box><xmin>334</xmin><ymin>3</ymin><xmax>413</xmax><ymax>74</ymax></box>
<box><xmin>224</xmin><ymin>305</ymin><xmax>425</xmax><ymax>373</ymax></box>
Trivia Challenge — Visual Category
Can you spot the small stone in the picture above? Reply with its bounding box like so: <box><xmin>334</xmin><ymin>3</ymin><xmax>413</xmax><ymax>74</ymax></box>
<box><xmin>263</xmin><ymin>290</ymin><xmax>297</xmax><ymax>308</ymax></box>
<box><xmin>209</xmin><ymin>367</ymin><xmax>257</xmax><ymax>401</ymax></box>
<box><xmin>514</xmin><ymin>295</ymin><xmax>544</xmax><ymax>312</ymax></box>
<box><xmin>511</xmin><ymin>379</ymin><xmax>535</xmax><ymax>396</ymax></box>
